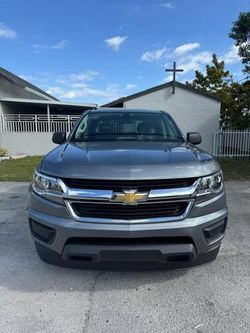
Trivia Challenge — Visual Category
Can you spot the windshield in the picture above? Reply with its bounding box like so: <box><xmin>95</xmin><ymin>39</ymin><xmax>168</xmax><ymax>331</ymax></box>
<box><xmin>71</xmin><ymin>111</ymin><xmax>184</xmax><ymax>143</ymax></box>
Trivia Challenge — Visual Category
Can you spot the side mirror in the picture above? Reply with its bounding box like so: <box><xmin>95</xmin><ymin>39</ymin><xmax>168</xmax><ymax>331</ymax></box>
<box><xmin>52</xmin><ymin>132</ymin><xmax>66</xmax><ymax>144</ymax></box>
<box><xmin>187</xmin><ymin>132</ymin><xmax>202</xmax><ymax>145</ymax></box>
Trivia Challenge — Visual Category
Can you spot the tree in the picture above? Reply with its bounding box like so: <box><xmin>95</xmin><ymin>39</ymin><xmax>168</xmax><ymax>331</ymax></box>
<box><xmin>223</xmin><ymin>81</ymin><xmax>250</xmax><ymax>129</ymax></box>
<box><xmin>188</xmin><ymin>54</ymin><xmax>232</xmax><ymax>93</ymax></box>
<box><xmin>229</xmin><ymin>12</ymin><xmax>250</xmax><ymax>74</ymax></box>
<box><xmin>187</xmin><ymin>54</ymin><xmax>250</xmax><ymax>129</ymax></box>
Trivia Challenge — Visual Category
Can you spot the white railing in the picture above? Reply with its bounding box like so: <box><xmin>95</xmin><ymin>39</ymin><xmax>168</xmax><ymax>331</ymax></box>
<box><xmin>3</xmin><ymin>114</ymin><xmax>80</xmax><ymax>121</ymax></box>
<box><xmin>0</xmin><ymin>114</ymin><xmax>80</xmax><ymax>133</ymax></box>
<box><xmin>213</xmin><ymin>130</ymin><xmax>250</xmax><ymax>158</ymax></box>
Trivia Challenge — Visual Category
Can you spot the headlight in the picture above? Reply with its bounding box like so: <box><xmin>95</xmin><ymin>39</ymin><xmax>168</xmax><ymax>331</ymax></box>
<box><xmin>32</xmin><ymin>171</ymin><xmax>65</xmax><ymax>204</ymax></box>
<box><xmin>197</xmin><ymin>171</ymin><xmax>223</xmax><ymax>196</ymax></box>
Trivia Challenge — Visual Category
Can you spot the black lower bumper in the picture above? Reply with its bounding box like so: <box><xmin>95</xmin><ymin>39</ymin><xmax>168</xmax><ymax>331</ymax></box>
<box><xmin>35</xmin><ymin>241</ymin><xmax>220</xmax><ymax>270</ymax></box>
<box><xmin>63</xmin><ymin>243</ymin><xmax>197</xmax><ymax>263</ymax></box>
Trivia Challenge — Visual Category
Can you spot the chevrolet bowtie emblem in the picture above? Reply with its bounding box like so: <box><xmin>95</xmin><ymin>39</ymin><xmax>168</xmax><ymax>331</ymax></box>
<box><xmin>112</xmin><ymin>190</ymin><xmax>149</xmax><ymax>205</ymax></box>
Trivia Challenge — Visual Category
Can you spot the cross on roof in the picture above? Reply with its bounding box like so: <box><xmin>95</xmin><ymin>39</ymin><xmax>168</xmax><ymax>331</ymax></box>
<box><xmin>165</xmin><ymin>61</ymin><xmax>184</xmax><ymax>94</ymax></box>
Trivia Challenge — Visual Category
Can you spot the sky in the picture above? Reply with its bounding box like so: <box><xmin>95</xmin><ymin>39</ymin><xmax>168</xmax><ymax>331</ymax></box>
<box><xmin>0</xmin><ymin>0</ymin><xmax>249</xmax><ymax>105</ymax></box>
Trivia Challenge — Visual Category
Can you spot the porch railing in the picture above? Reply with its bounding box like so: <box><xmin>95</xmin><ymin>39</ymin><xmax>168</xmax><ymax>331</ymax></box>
<box><xmin>0</xmin><ymin>114</ymin><xmax>80</xmax><ymax>133</ymax></box>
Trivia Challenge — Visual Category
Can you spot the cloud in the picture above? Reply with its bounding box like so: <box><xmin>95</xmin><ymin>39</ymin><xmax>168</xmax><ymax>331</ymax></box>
<box><xmin>141</xmin><ymin>41</ymin><xmax>241</xmax><ymax>84</ymax></box>
<box><xmin>141</xmin><ymin>47</ymin><xmax>167</xmax><ymax>62</ymax></box>
<box><xmin>105</xmin><ymin>36</ymin><xmax>127</xmax><ymax>51</ymax></box>
<box><xmin>23</xmin><ymin>70</ymin><xmax>132</xmax><ymax>104</ymax></box>
<box><xmin>32</xmin><ymin>40</ymin><xmax>70</xmax><ymax>52</ymax></box>
<box><xmin>223</xmin><ymin>45</ymin><xmax>240</xmax><ymax>64</ymax></box>
<box><xmin>0</xmin><ymin>22</ymin><xmax>17</xmax><ymax>39</ymax></box>
<box><xmin>48</xmin><ymin>83</ymin><xmax>124</xmax><ymax>102</ymax></box>
<box><xmin>18</xmin><ymin>74</ymin><xmax>35</xmax><ymax>81</ymax></box>
<box><xmin>50</xmin><ymin>40</ymin><xmax>69</xmax><ymax>50</ymax></box>
<box><xmin>166</xmin><ymin>45</ymin><xmax>240</xmax><ymax>80</ymax></box>
<box><xmin>176</xmin><ymin>45</ymin><xmax>240</xmax><ymax>75</ymax></box>
<box><xmin>18</xmin><ymin>73</ymin><xmax>50</xmax><ymax>84</ymax></box>
<box><xmin>69</xmin><ymin>70</ymin><xmax>99</xmax><ymax>81</ymax></box>
<box><xmin>69</xmin><ymin>83</ymin><xmax>88</xmax><ymax>89</ymax></box>
<box><xmin>160</xmin><ymin>3</ymin><xmax>175</xmax><ymax>9</ymax></box>
<box><xmin>177</xmin><ymin>51</ymin><xmax>212</xmax><ymax>73</ymax></box>
<box><xmin>174</xmin><ymin>42</ymin><xmax>200</xmax><ymax>56</ymax></box>
<box><xmin>46</xmin><ymin>86</ymin><xmax>65</xmax><ymax>96</ymax></box>
<box><xmin>163</xmin><ymin>74</ymin><xmax>174</xmax><ymax>82</ymax></box>
<box><xmin>32</xmin><ymin>44</ymin><xmax>48</xmax><ymax>51</ymax></box>
<box><xmin>125</xmin><ymin>83</ymin><xmax>136</xmax><ymax>90</ymax></box>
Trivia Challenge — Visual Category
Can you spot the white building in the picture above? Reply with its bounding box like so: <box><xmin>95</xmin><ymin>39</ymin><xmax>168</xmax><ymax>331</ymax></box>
<box><xmin>0</xmin><ymin>67</ymin><xmax>96</xmax><ymax>155</ymax></box>
<box><xmin>103</xmin><ymin>81</ymin><xmax>221</xmax><ymax>153</ymax></box>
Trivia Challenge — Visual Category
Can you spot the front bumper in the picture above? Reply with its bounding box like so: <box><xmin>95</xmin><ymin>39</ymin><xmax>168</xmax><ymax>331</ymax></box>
<box><xmin>28</xmin><ymin>190</ymin><xmax>228</xmax><ymax>268</ymax></box>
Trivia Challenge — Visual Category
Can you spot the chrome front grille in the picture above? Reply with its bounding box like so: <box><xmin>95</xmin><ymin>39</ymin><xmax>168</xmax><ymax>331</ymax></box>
<box><xmin>60</xmin><ymin>178</ymin><xmax>199</xmax><ymax>223</ymax></box>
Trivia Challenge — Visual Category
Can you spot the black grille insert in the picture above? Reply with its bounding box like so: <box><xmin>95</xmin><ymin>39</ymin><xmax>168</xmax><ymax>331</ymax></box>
<box><xmin>62</xmin><ymin>178</ymin><xmax>196</xmax><ymax>191</ymax></box>
<box><xmin>71</xmin><ymin>201</ymin><xmax>188</xmax><ymax>220</ymax></box>
<box><xmin>66</xmin><ymin>236</ymin><xmax>193</xmax><ymax>246</ymax></box>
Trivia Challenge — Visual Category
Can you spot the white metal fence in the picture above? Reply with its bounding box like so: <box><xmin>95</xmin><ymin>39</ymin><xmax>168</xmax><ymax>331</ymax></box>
<box><xmin>0</xmin><ymin>114</ymin><xmax>80</xmax><ymax>133</ymax></box>
<box><xmin>213</xmin><ymin>130</ymin><xmax>250</xmax><ymax>158</ymax></box>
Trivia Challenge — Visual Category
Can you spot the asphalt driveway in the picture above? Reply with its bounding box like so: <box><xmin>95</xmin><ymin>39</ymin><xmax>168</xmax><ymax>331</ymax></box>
<box><xmin>0</xmin><ymin>182</ymin><xmax>249</xmax><ymax>333</ymax></box>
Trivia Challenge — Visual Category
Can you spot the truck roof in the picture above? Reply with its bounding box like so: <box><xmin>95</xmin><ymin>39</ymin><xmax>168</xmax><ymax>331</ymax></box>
<box><xmin>90</xmin><ymin>108</ymin><xmax>167</xmax><ymax>114</ymax></box>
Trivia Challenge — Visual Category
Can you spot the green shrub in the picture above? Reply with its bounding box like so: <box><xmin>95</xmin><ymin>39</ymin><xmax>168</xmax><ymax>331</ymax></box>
<box><xmin>0</xmin><ymin>147</ymin><xmax>8</xmax><ymax>157</ymax></box>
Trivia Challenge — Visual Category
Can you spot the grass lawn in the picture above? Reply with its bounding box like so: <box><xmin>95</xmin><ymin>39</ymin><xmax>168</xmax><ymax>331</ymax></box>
<box><xmin>217</xmin><ymin>158</ymin><xmax>250</xmax><ymax>181</ymax></box>
<box><xmin>0</xmin><ymin>156</ymin><xmax>42</xmax><ymax>182</ymax></box>
<box><xmin>0</xmin><ymin>156</ymin><xmax>249</xmax><ymax>182</ymax></box>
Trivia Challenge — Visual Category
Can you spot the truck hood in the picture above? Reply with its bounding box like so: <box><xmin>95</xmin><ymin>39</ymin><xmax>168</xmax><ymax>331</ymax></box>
<box><xmin>40</xmin><ymin>141</ymin><xmax>219</xmax><ymax>180</ymax></box>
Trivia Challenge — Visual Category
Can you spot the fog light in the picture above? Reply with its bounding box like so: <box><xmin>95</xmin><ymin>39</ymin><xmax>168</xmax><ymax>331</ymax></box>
<box><xmin>204</xmin><ymin>219</ymin><xmax>227</xmax><ymax>241</ymax></box>
<box><xmin>29</xmin><ymin>219</ymin><xmax>56</xmax><ymax>244</ymax></box>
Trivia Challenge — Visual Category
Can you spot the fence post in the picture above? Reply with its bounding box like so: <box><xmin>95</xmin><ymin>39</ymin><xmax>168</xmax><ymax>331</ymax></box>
<box><xmin>35</xmin><ymin>114</ymin><xmax>38</xmax><ymax>132</ymax></box>
<box><xmin>213</xmin><ymin>130</ymin><xmax>217</xmax><ymax>157</ymax></box>
<box><xmin>0</xmin><ymin>114</ymin><xmax>3</xmax><ymax>132</ymax></box>
<box><xmin>47</xmin><ymin>104</ymin><xmax>50</xmax><ymax>132</ymax></box>
<box><xmin>67</xmin><ymin>115</ymin><xmax>70</xmax><ymax>133</ymax></box>
<box><xmin>3</xmin><ymin>114</ymin><xmax>6</xmax><ymax>132</ymax></box>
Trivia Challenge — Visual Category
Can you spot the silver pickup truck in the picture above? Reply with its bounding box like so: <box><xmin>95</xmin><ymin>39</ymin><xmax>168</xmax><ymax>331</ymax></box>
<box><xmin>28</xmin><ymin>108</ymin><xmax>228</xmax><ymax>269</ymax></box>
